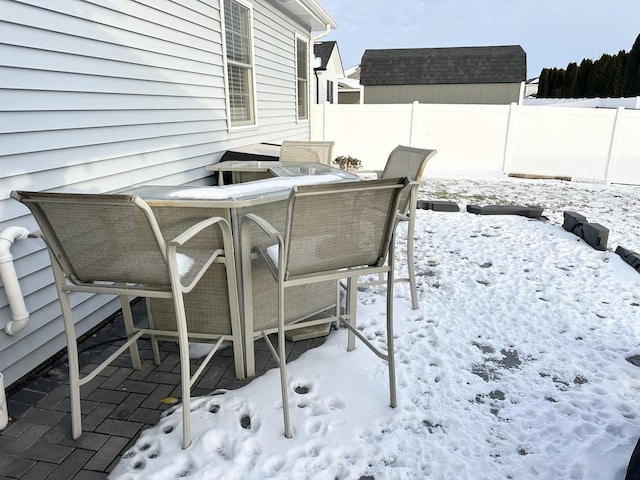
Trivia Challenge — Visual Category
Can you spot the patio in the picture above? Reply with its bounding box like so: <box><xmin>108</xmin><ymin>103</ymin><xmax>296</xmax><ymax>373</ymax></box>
<box><xmin>3</xmin><ymin>176</ymin><xmax>640</xmax><ymax>479</ymax></box>
<box><xmin>0</xmin><ymin>298</ymin><xmax>327</xmax><ymax>479</ymax></box>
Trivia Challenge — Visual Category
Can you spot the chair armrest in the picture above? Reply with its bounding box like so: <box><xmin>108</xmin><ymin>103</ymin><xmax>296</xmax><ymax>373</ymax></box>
<box><xmin>241</xmin><ymin>213</ymin><xmax>281</xmax><ymax>241</ymax></box>
<box><xmin>169</xmin><ymin>216</ymin><xmax>232</xmax><ymax>248</ymax></box>
<box><xmin>240</xmin><ymin>213</ymin><xmax>284</xmax><ymax>281</ymax></box>
<box><xmin>168</xmin><ymin>216</ymin><xmax>235</xmax><ymax>292</ymax></box>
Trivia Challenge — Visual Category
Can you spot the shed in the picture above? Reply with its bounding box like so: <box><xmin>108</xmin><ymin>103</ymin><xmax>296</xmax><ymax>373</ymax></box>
<box><xmin>360</xmin><ymin>45</ymin><xmax>527</xmax><ymax>105</ymax></box>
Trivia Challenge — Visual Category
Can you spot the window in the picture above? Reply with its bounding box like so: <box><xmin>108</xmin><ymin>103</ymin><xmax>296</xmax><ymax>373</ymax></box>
<box><xmin>296</xmin><ymin>37</ymin><xmax>308</xmax><ymax>120</ymax></box>
<box><xmin>327</xmin><ymin>80</ymin><xmax>334</xmax><ymax>103</ymax></box>
<box><xmin>224</xmin><ymin>0</ymin><xmax>255</xmax><ymax>126</ymax></box>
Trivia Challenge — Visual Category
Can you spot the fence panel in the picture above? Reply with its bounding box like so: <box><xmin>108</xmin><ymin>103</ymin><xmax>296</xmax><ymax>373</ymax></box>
<box><xmin>608</xmin><ymin>109</ymin><xmax>640</xmax><ymax>185</ymax></box>
<box><xmin>311</xmin><ymin>102</ymin><xmax>640</xmax><ymax>185</ymax></box>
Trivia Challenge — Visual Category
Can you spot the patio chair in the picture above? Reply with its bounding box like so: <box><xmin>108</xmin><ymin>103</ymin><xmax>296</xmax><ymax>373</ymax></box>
<box><xmin>360</xmin><ymin>145</ymin><xmax>438</xmax><ymax>310</ymax></box>
<box><xmin>279</xmin><ymin>140</ymin><xmax>335</xmax><ymax>165</ymax></box>
<box><xmin>240</xmin><ymin>177</ymin><xmax>406</xmax><ymax>437</ymax></box>
<box><xmin>10</xmin><ymin>190</ymin><xmax>243</xmax><ymax>449</ymax></box>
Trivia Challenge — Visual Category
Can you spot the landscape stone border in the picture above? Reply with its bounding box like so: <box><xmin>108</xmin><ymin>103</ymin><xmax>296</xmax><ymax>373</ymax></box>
<box><xmin>417</xmin><ymin>201</ymin><xmax>638</xmax><ymax>274</ymax></box>
<box><xmin>416</xmin><ymin>200</ymin><xmax>460</xmax><ymax>212</ymax></box>
<box><xmin>562</xmin><ymin>211</ymin><xmax>609</xmax><ymax>251</ymax></box>
<box><xmin>615</xmin><ymin>246</ymin><xmax>640</xmax><ymax>272</ymax></box>
<box><xmin>466</xmin><ymin>204</ymin><xmax>544</xmax><ymax>218</ymax></box>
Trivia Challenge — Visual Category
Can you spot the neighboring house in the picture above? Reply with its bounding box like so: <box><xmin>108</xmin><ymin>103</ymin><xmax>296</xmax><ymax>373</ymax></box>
<box><xmin>0</xmin><ymin>0</ymin><xmax>336</xmax><ymax>389</ymax></box>
<box><xmin>313</xmin><ymin>40</ymin><xmax>343</xmax><ymax>104</ymax></box>
<box><xmin>525</xmin><ymin>77</ymin><xmax>540</xmax><ymax>98</ymax></box>
<box><xmin>359</xmin><ymin>45</ymin><xmax>527</xmax><ymax>105</ymax></box>
<box><xmin>338</xmin><ymin>65</ymin><xmax>362</xmax><ymax>104</ymax></box>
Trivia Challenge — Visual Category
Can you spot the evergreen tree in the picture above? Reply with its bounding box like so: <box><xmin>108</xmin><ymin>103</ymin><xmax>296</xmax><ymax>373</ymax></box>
<box><xmin>594</xmin><ymin>54</ymin><xmax>612</xmax><ymax>96</ymax></box>
<box><xmin>575</xmin><ymin>58</ymin><xmax>593</xmax><ymax>97</ymax></box>
<box><xmin>563</xmin><ymin>62</ymin><xmax>578</xmax><ymax>97</ymax></box>
<box><xmin>625</xmin><ymin>34</ymin><xmax>640</xmax><ymax>95</ymax></box>
<box><xmin>538</xmin><ymin>68</ymin><xmax>550</xmax><ymax>97</ymax></box>
<box><xmin>536</xmin><ymin>33</ymin><xmax>640</xmax><ymax>98</ymax></box>
<box><xmin>551</xmin><ymin>68</ymin><xmax>565</xmax><ymax>97</ymax></box>
<box><xmin>610</xmin><ymin>50</ymin><xmax>627</xmax><ymax>96</ymax></box>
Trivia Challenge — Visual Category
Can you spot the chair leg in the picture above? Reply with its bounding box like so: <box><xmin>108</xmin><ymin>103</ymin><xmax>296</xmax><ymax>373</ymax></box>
<box><xmin>120</xmin><ymin>296</ymin><xmax>141</xmax><ymax>370</ymax></box>
<box><xmin>171</xmin><ymin>290</ymin><xmax>192</xmax><ymax>449</ymax></box>
<box><xmin>278</xmin><ymin>280</ymin><xmax>292</xmax><ymax>438</ymax></box>
<box><xmin>346</xmin><ymin>276</ymin><xmax>357</xmax><ymax>352</ymax></box>
<box><xmin>387</xmin><ymin>238</ymin><xmax>398</xmax><ymax>408</ymax></box>
<box><xmin>146</xmin><ymin>299</ymin><xmax>162</xmax><ymax>366</ymax></box>
<box><xmin>59</xmin><ymin>288</ymin><xmax>83</xmax><ymax>440</ymax></box>
<box><xmin>241</xmin><ymin>242</ymin><xmax>256</xmax><ymax>378</ymax></box>
<box><xmin>406</xmin><ymin>214</ymin><xmax>419</xmax><ymax>310</ymax></box>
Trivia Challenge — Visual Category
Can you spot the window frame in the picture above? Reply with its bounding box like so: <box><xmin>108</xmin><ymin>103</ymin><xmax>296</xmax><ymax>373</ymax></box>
<box><xmin>222</xmin><ymin>0</ymin><xmax>258</xmax><ymax>130</ymax></box>
<box><xmin>295</xmin><ymin>34</ymin><xmax>310</xmax><ymax>121</ymax></box>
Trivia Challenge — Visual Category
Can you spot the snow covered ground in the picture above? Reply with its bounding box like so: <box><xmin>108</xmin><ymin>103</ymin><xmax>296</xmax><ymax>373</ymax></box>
<box><xmin>111</xmin><ymin>176</ymin><xmax>640</xmax><ymax>480</ymax></box>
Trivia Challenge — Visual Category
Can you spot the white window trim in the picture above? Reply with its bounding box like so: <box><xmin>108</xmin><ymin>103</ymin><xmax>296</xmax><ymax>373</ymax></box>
<box><xmin>221</xmin><ymin>0</ymin><xmax>259</xmax><ymax>131</ymax></box>
<box><xmin>295</xmin><ymin>32</ymin><xmax>310</xmax><ymax>123</ymax></box>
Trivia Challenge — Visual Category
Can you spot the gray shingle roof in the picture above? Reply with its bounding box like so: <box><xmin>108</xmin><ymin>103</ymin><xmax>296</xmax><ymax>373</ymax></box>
<box><xmin>360</xmin><ymin>45</ymin><xmax>526</xmax><ymax>86</ymax></box>
<box><xmin>314</xmin><ymin>41</ymin><xmax>337</xmax><ymax>70</ymax></box>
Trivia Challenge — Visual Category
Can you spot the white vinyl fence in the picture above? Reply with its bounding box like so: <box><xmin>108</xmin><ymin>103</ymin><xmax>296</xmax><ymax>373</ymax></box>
<box><xmin>310</xmin><ymin>102</ymin><xmax>640</xmax><ymax>185</ymax></box>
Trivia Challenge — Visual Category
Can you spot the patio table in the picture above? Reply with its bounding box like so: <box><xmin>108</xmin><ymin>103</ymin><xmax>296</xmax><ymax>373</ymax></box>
<box><xmin>123</xmin><ymin>167</ymin><xmax>358</xmax><ymax>378</ymax></box>
<box><xmin>206</xmin><ymin>160</ymin><xmax>351</xmax><ymax>185</ymax></box>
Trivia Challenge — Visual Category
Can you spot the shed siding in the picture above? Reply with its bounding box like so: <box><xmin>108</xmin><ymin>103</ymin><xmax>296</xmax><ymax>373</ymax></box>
<box><xmin>363</xmin><ymin>83</ymin><xmax>524</xmax><ymax>105</ymax></box>
<box><xmin>0</xmin><ymin>0</ymin><xmax>311</xmax><ymax>387</ymax></box>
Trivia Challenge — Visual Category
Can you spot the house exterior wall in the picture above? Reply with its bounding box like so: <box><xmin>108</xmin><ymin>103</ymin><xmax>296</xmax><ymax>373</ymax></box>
<box><xmin>314</xmin><ymin>49</ymin><xmax>342</xmax><ymax>104</ymax></box>
<box><xmin>363</xmin><ymin>82</ymin><xmax>524</xmax><ymax>105</ymax></box>
<box><xmin>0</xmin><ymin>0</ymin><xmax>316</xmax><ymax>387</ymax></box>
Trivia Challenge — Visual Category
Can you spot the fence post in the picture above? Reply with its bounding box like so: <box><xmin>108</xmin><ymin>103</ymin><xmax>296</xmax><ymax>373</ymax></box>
<box><xmin>502</xmin><ymin>102</ymin><xmax>518</xmax><ymax>175</ymax></box>
<box><xmin>409</xmin><ymin>101</ymin><xmax>419</xmax><ymax>146</ymax></box>
<box><xmin>604</xmin><ymin>107</ymin><xmax>625</xmax><ymax>184</ymax></box>
<box><xmin>321</xmin><ymin>102</ymin><xmax>329</xmax><ymax>141</ymax></box>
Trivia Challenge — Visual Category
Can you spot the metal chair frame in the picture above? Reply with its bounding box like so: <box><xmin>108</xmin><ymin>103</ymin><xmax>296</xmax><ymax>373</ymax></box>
<box><xmin>240</xmin><ymin>178</ymin><xmax>406</xmax><ymax>437</ymax></box>
<box><xmin>279</xmin><ymin>140</ymin><xmax>335</xmax><ymax>165</ymax></box>
<box><xmin>11</xmin><ymin>191</ymin><xmax>243</xmax><ymax>449</ymax></box>
<box><xmin>359</xmin><ymin>145</ymin><xmax>438</xmax><ymax>309</ymax></box>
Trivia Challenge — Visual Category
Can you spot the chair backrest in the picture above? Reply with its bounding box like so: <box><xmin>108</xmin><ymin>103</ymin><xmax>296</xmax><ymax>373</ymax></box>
<box><xmin>381</xmin><ymin>145</ymin><xmax>438</xmax><ymax>212</ymax></box>
<box><xmin>11</xmin><ymin>191</ymin><xmax>172</xmax><ymax>287</ymax></box>
<box><xmin>281</xmin><ymin>178</ymin><xmax>406</xmax><ymax>278</ymax></box>
<box><xmin>279</xmin><ymin>140</ymin><xmax>335</xmax><ymax>165</ymax></box>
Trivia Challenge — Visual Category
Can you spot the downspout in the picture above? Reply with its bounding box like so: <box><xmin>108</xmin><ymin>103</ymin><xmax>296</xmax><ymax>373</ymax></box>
<box><xmin>1</xmin><ymin>226</ymin><xmax>31</xmax><ymax>335</ymax></box>
<box><xmin>312</xmin><ymin>23</ymin><xmax>331</xmax><ymax>42</ymax></box>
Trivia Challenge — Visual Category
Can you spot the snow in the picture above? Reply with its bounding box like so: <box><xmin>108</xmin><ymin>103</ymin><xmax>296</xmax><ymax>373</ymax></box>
<box><xmin>169</xmin><ymin>175</ymin><xmax>345</xmax><ymax>200</ymax></box>
<box><xmin>110</xmin><ymin>176</ymin><xmax>640</xmax><ymax>480</ymax></box>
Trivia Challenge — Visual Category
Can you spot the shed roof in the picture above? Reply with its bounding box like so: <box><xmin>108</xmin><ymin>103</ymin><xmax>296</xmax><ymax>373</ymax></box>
<box><xmin>360</xmin><ymin>45</ymin><xmax>526</xmax><ymax>86</ymax></box>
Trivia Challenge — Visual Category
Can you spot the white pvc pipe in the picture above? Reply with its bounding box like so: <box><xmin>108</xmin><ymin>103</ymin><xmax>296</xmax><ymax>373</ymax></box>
<box><xmin>0</xmin><ymin>372</ymin><xmax>7</xmax><ymax>430</ymax></box>
<box><xmin>0</xmin><ymin>226</ymin><xmax>31</xmax><ymax>335</ymax></box>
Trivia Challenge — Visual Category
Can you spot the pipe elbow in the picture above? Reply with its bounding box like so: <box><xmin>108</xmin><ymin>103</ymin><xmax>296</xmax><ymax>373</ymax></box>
<box><xmin>4</xmin><ymin>316</ymin><xmax>29</xmax><ymax>336</ymax></box>
<box><xmin>0</xmin><ymin>227</ymin><xmax>30</xmax><ymax>263</ymax></box>
<box><xmin>1</xmin><ymin>226</ymin><xmax>31</xmax><ymax>336</ymax></box>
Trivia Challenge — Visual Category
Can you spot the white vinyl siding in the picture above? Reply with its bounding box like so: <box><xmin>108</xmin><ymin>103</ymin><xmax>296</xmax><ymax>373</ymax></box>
<box><xmin>0</xmin><ymin>0</ymin><xmax>313</xmax><ymax>388</ymax></box>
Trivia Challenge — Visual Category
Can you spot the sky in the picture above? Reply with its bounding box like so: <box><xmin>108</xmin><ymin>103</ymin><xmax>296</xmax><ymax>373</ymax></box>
<box><xmin>316</xmin><ymin>0</ymin><xmax>640</xmax><ymax>79</ymax></box>
<box><xmin>110</xmin><ymin>175</ymin><xmax>640</xmax><ymax>480</ymax></box>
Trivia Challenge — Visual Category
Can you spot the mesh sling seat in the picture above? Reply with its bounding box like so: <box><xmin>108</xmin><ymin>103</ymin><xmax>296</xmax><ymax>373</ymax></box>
<box><xmin>240</xmin><ymin>177</ymin><xmax>406</xmax><ymax>437</ymax></box>
<box><xmin>361</xmin><ymin>145</ymin><xmax>438</xmax><ymax>310</ymax></box>
<box><xmin>10</xmin><ymin>191</ymin><xmax>243</xmax><ymax>449</ymax></box>
<box><xmin>279</xmin><ymin>140</ymin><xmax>335</xmax><ymax>165</ymax></box>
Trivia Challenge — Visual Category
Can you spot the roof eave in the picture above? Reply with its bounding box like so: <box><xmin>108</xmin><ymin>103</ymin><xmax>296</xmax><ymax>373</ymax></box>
<box><xmin>269</xmin><ymin>0</ymin><xmax>337</xmax><ymax>31</ymax></box>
